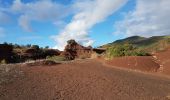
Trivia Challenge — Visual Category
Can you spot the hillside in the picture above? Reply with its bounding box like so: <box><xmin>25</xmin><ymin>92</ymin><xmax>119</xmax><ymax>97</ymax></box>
<box><xmin>102</xmin><ymin>35</ymin><xmax>170</xmax><ymax>52</ymax></box>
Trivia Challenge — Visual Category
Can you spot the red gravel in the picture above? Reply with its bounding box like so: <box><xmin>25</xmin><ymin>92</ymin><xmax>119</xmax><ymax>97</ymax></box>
<box><xmin>0</xmin><ymin>59</ymin><xmax>170</xmax><ymax>100</ymax></box>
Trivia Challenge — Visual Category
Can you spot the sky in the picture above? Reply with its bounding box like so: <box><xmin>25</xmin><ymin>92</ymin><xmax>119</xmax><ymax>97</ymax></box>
<box><xmin>0</xmin><ymin>0</ymin><xmax>170</xmax><ymax>50</ymax></box>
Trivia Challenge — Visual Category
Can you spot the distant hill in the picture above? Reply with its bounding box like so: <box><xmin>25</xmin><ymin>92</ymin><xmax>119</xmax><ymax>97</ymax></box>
<box><xmin>101</xmin><ymin>35</ymin><xmax>170</xmax><ymax>52</ymax></box>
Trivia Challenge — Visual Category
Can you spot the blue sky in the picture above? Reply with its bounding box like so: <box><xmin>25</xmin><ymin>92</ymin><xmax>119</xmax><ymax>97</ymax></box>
<box><xmin>0</xmin><ymin>0</ymin><xmax>170</xmax><ymax>50</ymax></box>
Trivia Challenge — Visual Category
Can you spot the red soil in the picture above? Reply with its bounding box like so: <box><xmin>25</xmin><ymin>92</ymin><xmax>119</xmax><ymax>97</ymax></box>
<box><xmin>154</xmin><ymin>47</ymin><xmax>170</xmax><ymax>75</ymax></box>
<box><xmin>106</xmin><ymin>56</ymin><xmax>160</xmax><ymax>72</ymax></box>
<box><xmin>0</xmin><ymin>59</ymin><xmax>170</xmax><ymax>100</ymax></box>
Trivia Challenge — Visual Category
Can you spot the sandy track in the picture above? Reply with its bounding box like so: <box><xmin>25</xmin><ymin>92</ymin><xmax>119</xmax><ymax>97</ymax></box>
<box><xmin>0</xmin><ymin>59</ymin><xmax>170</xmax><ymax>100</ymax></box>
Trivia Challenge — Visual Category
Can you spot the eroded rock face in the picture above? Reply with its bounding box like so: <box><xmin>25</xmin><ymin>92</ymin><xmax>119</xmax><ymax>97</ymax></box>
<box><xmin>62</xmin><ymin>40</ymin><xmax>92</xmax><ymax>60</ymax></box>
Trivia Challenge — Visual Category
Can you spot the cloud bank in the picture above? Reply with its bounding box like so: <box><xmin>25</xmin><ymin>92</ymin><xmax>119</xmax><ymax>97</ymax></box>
<box><xmin>53</xmin><ymin>0</ymin><xmax>127</xmax><ymax>50</ymax></box>
<box><xmin>114</xmin><ymin>0</ymin><xmax>170</xmax><ymax>37</ymax></box>
<box><xmin>11</xmin><ymin>0</ymin><xmax>71</xmax><ymax>32</ymax></box>
<box><xmin>0</xmin><ymin>0</ymin><xmax>127</xmax><ymax>50</ymax></box>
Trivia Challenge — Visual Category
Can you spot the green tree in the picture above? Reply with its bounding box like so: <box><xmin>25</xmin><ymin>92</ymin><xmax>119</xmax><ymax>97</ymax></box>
<box><xmin>3</xmin><ymin>42</ymin><xmax>8</xmax><ymax>45</ymax></box>
<box><xmin>26</xmin><ymin>44</ymin><xmax>31</xmax><ymax>48</ymax></box>
<box><xmin>31</xmin><ymin>45</ymin><xmax>39</xmax><ymax>50</ymax></box>
<box><xmin>45</xmin><ymin>46</ymin><xmax>49</xmax><ymax>49</ymax></box>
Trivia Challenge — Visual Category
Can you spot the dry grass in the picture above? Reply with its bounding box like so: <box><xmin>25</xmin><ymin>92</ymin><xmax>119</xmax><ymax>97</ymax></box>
<box><xmin>46</xmin><ymin>56</ymin><xmax>66</xmax><ymax>62</ymax></box>
<box><xmin>0</xmin><ymin>64</ymin><xmax>24</xmax><ymax>85</ymax></box>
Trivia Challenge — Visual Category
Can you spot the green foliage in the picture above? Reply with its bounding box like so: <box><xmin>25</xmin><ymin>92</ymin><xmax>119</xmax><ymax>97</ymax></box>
<box><xmin>1</xmin><ymin>42</ymin><xmax>55</xmax><ymax>64</ymax></box>
<box><xmin>26</xmin><ymin>44</ymin><xmax>31</xmax><ymax>48</ymax></box>
<box><xmin>3</xmin><ymin>42</ymin><xmax>8</xmax><ymax>45</ymax></box>
<box><xmin>31</xmin><ymin>45</ymin><xmax>39</xmax><ymax>50</ymax></box>
<box><xmin>106</xmin><ymin>44</ymin><xmax>150</xmax><ymax>59</ymax></box>
<box><xmin>45</xmin><ymin>46</ymin><xmax>49</xmax><ymax>49</ymax></box>
<box><xmin>67</xmin><ymin>39</ymin><xmax>76</xmax><ymax>45</ymax></box>
<box><xmin>132</xmin><ymin>49</ymin><xmax>150</xmax><ymax>56</ymax></box>
<box><xmin>46</xmin><ymin>56</ymin><xmax>66</xmax><ymax>62</ymax></box>
<box><xmin>102</xmin><ymin>35</ymin><xmax>170</xmax><ymax>53</ymax></box>
<box><xmin>13</xmin><ymin>44</ymin><xmax>21</xmax><ymax>48</ymax></box>
<box><xmin>0</xmin><ymin>59</ymin><xmax>7</xmax><ymax>64</ymax></box>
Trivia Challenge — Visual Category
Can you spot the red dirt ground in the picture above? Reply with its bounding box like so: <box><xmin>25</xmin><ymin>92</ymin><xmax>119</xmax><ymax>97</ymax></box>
<box><xmin>0</xmin><ymin>59</ymin><xmax>170</xmax><ymax>100</ymax></box>
<box><xmin>154</xmin><ymin>47</ymin><xmax>170</xmax><ymax>75</ymax></box>
<box><xmin>106</xmin><ymin>56</ymin><xmax>160</xmax><ymax>72</ymax></box>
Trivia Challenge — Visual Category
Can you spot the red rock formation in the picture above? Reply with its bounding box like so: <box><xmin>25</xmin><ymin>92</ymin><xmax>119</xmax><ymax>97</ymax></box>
<box><xmin>62</xmin><ymin>40</ymin><xmax>92</xmax><ymax>60</ymax></box>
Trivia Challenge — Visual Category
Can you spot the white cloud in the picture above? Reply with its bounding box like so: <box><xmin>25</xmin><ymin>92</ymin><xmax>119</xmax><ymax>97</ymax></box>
<box><xmin>114</xmin><ymin>0</ymin><xmax>170</xmax><ymax>37</ymax></box>
<box><xmin>53</xmin><ymin>0</ymin><xmax>128</xmax><ymax>50</ymax></box>
<box><xmin>18</xmin><ymin>15</ymin><xmax>33</xmax><ymax>32</ymax></box>
<box><xmin>0</xmin><ymin>0</ymin><xmax>128</xmax><ymax>50</ymax></box>
<box><xmin>18</xmin><ymin>36</ymin><xmax>42</xmax><ymax>40</ymax></box>
<box><xmin>11</xmin><ymin>0</ymin><xmax>71</xmax><ymax>32</ymax></box>
<box><xmin>0</xmin><ymin>11</ymin><xmax>10</xmax><ymax>24</ymax></box>
<box><xmin>0</xmin><ymin>27</ymin><xmax>5</xmax><ymax>38</ymax></box>
<box><xmin>53</xmin><ymin>21</ymin><xmax>67</xmax><ymax>29</ymax></box>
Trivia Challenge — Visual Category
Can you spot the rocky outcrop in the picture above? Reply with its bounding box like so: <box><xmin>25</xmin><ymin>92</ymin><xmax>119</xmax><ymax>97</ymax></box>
<box><xmin>62</xmin><ymin>40</ymin><xmax>92</xmax><ymax>60</ymax></box>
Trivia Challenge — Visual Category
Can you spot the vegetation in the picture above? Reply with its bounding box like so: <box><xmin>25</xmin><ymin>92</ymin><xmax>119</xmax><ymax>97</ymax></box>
<box><xmin>102</xmin><ymin>35</ymin><xmax>170</xmax><ymax>53</ymax></box>
<box><xmin>45</xmin><ymin>46</ymin><xmax>49</xmax><ymax>49</ymax></box>
<box><xmin>0</xmin><ymin>42</ymin><xmax>60</xmax><ymax>64</ymax></box>
<box><xmin>46</xmin><ymin>56</ymin><xmax>66</xmax><ymax>62</ymax></box>
<box><xmin>67</xmin><ymin>39</ymin><xmax>77</xmax><ymax>45</ymax></box>
<box><xmin>0</xmin><ymin>59</ymin><xmax>7</xmax><ymax>64</ymax></box>
<box><xmin>106</xmin><ymin>44</ymin><xmax>150</xmax><ymax>59</ymax></box>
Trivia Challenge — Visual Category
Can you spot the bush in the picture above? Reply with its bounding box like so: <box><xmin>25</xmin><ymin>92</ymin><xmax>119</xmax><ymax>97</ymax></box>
<box><xmin>0</xmin><ymin>59</ymin><xmax>7</xmax><ymax>64</ymax></box>
<box><xmin>79</xmin><ymin>55</ymin><xmax>87</xmax><ymax>59</ymax></box>
<box><xmin>106</xmin><ymin>44</ymin><xmax>133</xmax><ymax>58</ymax></box>
<box><xmin>134</xmin><ymin>49</ymin><xmax>150</xmax><ymax>56</ymax></box>
<box><xmin>46</xmin><ymin>56</ymin><xmax>66</xmax><ymax>62</ymax></box>
<box><xmin>106</xmin><ymin>44</ymin><xmax>150</xmax><ymax>59</ymax></box>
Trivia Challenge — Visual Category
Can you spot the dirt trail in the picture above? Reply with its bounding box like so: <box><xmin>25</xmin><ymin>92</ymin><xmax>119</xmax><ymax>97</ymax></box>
<box><xmin>154</xmin><ymin>47</ymin><xmax>170</xmax><ymax>75</ymax></box>
<box><xmin>0</xmin><ymin>59</ymin><xmax>170</xmax><ymax>100</ymax></box>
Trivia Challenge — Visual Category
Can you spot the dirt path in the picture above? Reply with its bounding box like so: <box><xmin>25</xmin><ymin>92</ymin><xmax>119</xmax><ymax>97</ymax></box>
<box><xmin>0</xmin><ymin>59</ymin><xmax>170</xmax><ymax>100</ymax></box>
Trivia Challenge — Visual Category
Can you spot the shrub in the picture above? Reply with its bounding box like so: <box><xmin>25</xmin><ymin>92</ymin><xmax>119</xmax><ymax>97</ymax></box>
<box><xmin>46</xmin><ymin>56</ymin><xmax>66</xmax><ymax>62</ymax></box>
<box><xmin>79</xmin><ymin>55</ymin><xmax>87</xmax><ymax>59</ymax></box>
<box><xmin>0</xmin><ymin>59</ymin><xmax>7</xmax><ymax>64</ymax></box>
<box><xmin>106</xmin><ymin>44</ymin><xmax>150</xmax><ymax>59</ymax></box>
<box><xmin>106</xmin><ymin>44</ymin><xmax>133</xmax><ymax>58</ymax></box>
<box><xmin>134</xmin><ymin>49</ymin><xmax>150</xmax><ymax>56</ymax></box>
